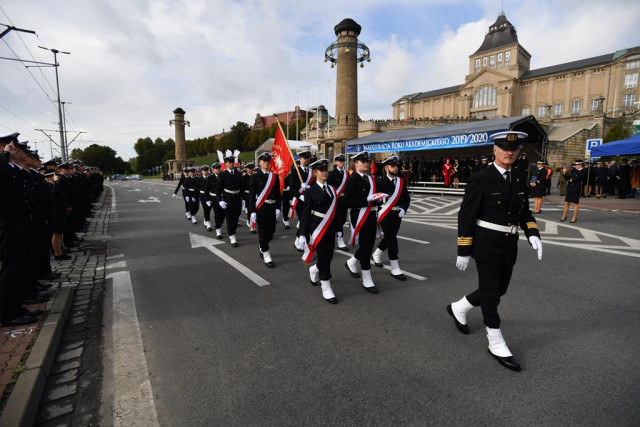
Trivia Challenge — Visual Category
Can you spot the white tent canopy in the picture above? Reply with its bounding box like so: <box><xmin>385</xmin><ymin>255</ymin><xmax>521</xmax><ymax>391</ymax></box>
<box><xmin>254</xmin><ymin>138</ymin><xmax>318</xmax><ymax>162</ymax></box>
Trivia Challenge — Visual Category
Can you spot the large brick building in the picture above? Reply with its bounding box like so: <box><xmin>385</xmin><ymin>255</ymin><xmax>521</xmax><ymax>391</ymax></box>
<box><xmin>377</xmin><ymin>13</ymin><xmax>640</xmax><ymax>165</ymax></box>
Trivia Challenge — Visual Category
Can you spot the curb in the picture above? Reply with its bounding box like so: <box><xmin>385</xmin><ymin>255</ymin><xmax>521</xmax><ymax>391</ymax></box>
<box><xmin>0</xmin><ymin>287</ymin><xmax>75</xmax><ymax>427</ymax></box>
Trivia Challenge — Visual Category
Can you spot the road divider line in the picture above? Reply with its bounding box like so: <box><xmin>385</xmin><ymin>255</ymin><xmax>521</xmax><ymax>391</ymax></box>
<box><xmin>398</xmin><ymin>235</ymin><xmax>430</xmax><ymax>245</ymax></box>
<box><xmin>106</xmin><ymin>270</ymin><xmax>159</xmax><ymax>426</ymax></box>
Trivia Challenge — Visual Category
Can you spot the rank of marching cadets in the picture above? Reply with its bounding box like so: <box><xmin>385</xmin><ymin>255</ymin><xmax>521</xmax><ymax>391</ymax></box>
<box><xmin>170</xmin><ymin>150</ymin><xmax>412</xmax><ymax>305</ymax></box>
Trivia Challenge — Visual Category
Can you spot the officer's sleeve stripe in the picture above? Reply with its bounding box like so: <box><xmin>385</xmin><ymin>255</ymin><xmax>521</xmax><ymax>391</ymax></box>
<box><xmin>526</xmin><ymin>222</ymin><xmax>538</xmax><ymax>230</ymax></box>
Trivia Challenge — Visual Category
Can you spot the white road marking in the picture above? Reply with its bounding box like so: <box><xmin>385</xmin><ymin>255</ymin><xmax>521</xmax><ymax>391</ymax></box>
<box><xmin>138</xmin><ymin>197</ymin><xmax>161</xmax><ymax>203</ymax></box>
<box><xmin>106</xmin><ymin>270</ymin><xmax>159</xmax><ymax>426</ymax></box>
<box><xmin>106</xmin><ymin>260</ymin><xmax>128</xmax><ymax>270</ymax></box>
<box><xmin>127</xmin><ymin>188</ymin><xmax>141</xmax><ymax>192</ymax></box>
<box><xmin>397</xmin><ymin>235</ymin><xmax>430</xmax><ymax>245</ymax></box>
<box><xmin>332</xmin><ymin>250</ymin><xmax>427</xmax><ymax>281</ymax></box>
<box><xmin>107</xmin><ymin>184</ymin><xmax>117</xmax><ymax>213</ymax></box>
<box><xmin>190</xmin><ymin>232</ymin><xmax>270</xmax><ymax>287</ymax></box>
<box><xmin>107</xmin><ymin>254</ymin><xmax>124</xmax><ymax>260</ymax></box>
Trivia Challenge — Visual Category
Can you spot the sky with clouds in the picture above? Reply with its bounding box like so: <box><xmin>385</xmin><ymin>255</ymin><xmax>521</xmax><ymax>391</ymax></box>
<box><xmin>1</xmin><ymin>0</ymin><xmax>638</xmax><ymax>160</ymax></box>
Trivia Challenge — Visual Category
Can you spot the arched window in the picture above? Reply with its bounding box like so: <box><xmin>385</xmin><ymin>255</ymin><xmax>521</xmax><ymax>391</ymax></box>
<box><xmin>473</xmin><ymin>85</ymin><xmax>497</xmax><ymax>109</ymax></box>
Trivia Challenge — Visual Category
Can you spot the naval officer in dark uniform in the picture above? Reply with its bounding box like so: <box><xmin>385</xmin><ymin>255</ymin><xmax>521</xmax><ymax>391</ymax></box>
<box><xmin>215</xmin><ymin>156</ymin><xmax>244</xmax><ymax>247</ymax></box>
<box><xmin>299</xmin><ymin>159</ymin><xmax>338</xmax><ymax>304</ymax></box>
<box><xmin>343</xmin><ymin>151</ymin><xmax>386</xmax><ymax>294</ymax></box>
<box><xmin>327</xmin><ymin>154</ymin><xmax>350</xmax><ymax>251</ymax></box>
<box><xmin>248</xmin><ymin>153</ymin><xmax>281</xmax><ymax>268</ymax></box>
<box><xmin>372</xmin><ymin>155</ymin><xmax>411</xmax><ymax>281</ymax></box>
<box><xmin>447</xmin><ymin>131</ymin><xmax>543</xmax><ymax>372</ymax></box>
<box><xmin>172</xmin><ymin>169</ymin><xmax>190</xmax><ymax>219</ymax></box>
<box><xmin>242</xmin><ymin>163</ymin><xmax>257</xmax><ymax>234</ymax></box>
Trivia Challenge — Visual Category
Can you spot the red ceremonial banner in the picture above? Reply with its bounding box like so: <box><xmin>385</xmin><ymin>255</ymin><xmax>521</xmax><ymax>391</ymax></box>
<box><xmin>269</xmin><ymin>126</ymin><xmax>294</xmax><ymax>193</ymax></box>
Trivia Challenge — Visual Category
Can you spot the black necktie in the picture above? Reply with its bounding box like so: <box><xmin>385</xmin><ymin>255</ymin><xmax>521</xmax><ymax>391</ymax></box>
<box><xmin>323</xmin><ymin>184</ymin><xmax>331</xmax><ymax>198</ymax></box>
<box><xmin>505</xmin><ymin>171</ymin><xmax>511</xmax><ymax>183</ymax></box>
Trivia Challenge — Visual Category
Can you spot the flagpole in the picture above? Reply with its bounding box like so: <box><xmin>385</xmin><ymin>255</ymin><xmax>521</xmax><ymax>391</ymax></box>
<box><xmin>316</xmin><ymin>84</ymin><xmax>320</xmax><ymax>143</ymax></box>
<box><xmin>274</xmin><ymin>115</ymin><xmax>303</xmax><ymax>183</ymax></box>
<box><xmin>306</xmin><ymin>87</ymin><xmax>309</xmax><ymax>142</ymax></box>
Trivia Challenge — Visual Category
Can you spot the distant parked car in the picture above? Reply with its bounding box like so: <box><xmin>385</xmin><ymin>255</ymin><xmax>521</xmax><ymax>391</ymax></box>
<box><xmin>127</xmin><ymin>174</ymin><xmax>142</xmax><ymax>180</ymax></box>
<box><xmin>112</xmin><ymin>174</ymin><xmax>127</xmax><ymax>181</ymax></box>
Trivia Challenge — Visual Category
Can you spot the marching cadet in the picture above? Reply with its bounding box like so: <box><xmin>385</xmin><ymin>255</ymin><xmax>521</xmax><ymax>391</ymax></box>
<box><xmin>447</xmin><ymin>131</ymin><xmax>543</xmax><ymax>372</ymax></box>
<box><xmin>203</xmin><ymin>163</ymin><xmax>226</xmax><ymax>237</ymax></box>
<box><xmin>372</xmin><ymin>155</ymin><xmax>411</xmax><ymax>281</ymax></box>
<box><xmin>172</xmin><ymin>168</ymin><xmax>190</xmax><ymax>219</ymax></box>
<box><xmin>215</xmin><ymin>155</ymin><xmax>244</xmax><ymax>247</ymax></box>
<box><xmin>198</xmin><ymin>165</ymin><xmax>213</xmax><ymax>231</ymax></box>
<box><xmin>289</xmin><ymin>150</ymin><xmax>313</xmax><ymax>251</ymax></box>
<box><xmin>343</xmin><ymin>151</ymin><xmax>387</xmax><ymax>294</ymax></box>
<box><xmin>248</xmin><ymin>153</ymin><xmax>281</xmax><ymax>268</ymax></box>
<box><xmin>242</xmin><ymin>163</ymin><xmax>257</xmax><ymax>234</ymax></box>
<box><xmin>185</xmin><ymin>167</ymin><xmax>200</xmax><ymax>224</ymax></box>
<box><xmin>299</xmin><ymin>159</ymin><xmax>339</xmax><ymax>304</ymax></box>
<box><xmin>327</xmin><ymin>154</ymin><xmax>350</xmax><ymax>251</ymax></box>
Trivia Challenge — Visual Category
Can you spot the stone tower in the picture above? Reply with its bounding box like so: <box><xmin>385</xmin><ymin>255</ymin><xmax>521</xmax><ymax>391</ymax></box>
<box><xmin>167</xmin><ymin>107</ymin><xmax>191</xmax><ymax>175</ymax></box>
<box><xmin>324</xmin><ymin>19</ymin><xmax>370</xmax><ymax>157</ymax></box>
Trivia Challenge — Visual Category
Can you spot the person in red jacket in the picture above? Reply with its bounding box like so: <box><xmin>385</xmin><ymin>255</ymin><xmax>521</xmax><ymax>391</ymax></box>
<box><xmin>442</xmin><ymin>157</ymin><xmax>453</xmax><ymax>187</ymax></box>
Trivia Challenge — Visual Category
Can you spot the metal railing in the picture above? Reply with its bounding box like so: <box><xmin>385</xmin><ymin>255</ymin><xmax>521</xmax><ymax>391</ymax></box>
<box><xmin>408</xmin><ymin>181</ymin><xmax>466</xmax><ymax>196</ymax></box>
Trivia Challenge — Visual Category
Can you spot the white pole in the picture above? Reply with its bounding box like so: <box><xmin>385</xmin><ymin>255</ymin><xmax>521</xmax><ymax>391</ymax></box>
<box><xmin>296</xmin><ymin>90</ymin><xmax>299</xmax><ymax>141</ymax></box>
<box><xmin>306</xmin><ymin>88</ymin><xmax>309</xmax><ymax>142</ymax></box>
<box><xmin>286</xmin><ymin>94</ymin><xmax>289</xmax><ymax>140</ymax></box>
<box><xmin>316</xmin><ymin>84</ymin><xmax>320</xmax><ymax>142</ymax></box>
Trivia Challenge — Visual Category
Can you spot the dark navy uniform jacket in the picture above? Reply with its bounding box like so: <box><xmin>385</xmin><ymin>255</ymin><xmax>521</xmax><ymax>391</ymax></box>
<box><xmin>248</xmin><ymin>170</ymin><xmax>281</xmax><ymax>217</ymax></box>
<box><xmin>457</xmin><ymin>164</ymin><xmax>540</xmax><ymax>266</ymax></box>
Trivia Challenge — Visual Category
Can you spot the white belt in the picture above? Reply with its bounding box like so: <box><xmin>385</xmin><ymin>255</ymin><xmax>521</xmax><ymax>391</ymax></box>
<box><xmin>209</xmin><ymin>192</ymin><xmax>216</xmax><ymax>196</ymax></box>
<box><xmin>476</xmin><ymin>219</ymin><xmax>518</xmax><ymax>235</ymax></box>
<box><xmin>283</xmin><ymin>187</ymin><xmax>290</xmax><ymax>191</ymax></box>
<box><xmin>311</xmin><ymin>210</ymin><xmax>325</xmax><ymax>218</ymax></box>
<box><xmin>224</xmin><ymin>189</ymin><xmax>240</xmax><ymax>194</ymax></box>
<box><xmin>390</xmin><ymin>206</ymin><xmax>401</xmax><ymax>211</ymax></box>
<box><xmin>263</xmin><ymin>199</ymin><xmax>276</xmax><ymax>204</ymax></box>
<box><xmin>245</xmin><ymin>190</ymin><xmax>250</xmax><ymax>193</ymax></box>
<box><xmin>199</xmin><ymin>190</ymin><xmax>205</xmax><ymax>193</ymax></box>
<box><xmin>187</xmin><ymin>188</ymin><xmax>195</xmax><ymax>191</ymax></box>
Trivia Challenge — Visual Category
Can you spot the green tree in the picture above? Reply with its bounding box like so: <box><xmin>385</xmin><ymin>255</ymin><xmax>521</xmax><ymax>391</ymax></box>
<box><xmin>604</xmin><ymin>118</ymin><xmax>632</xmax><ymax>143</ymax></box>
<box><xmin>72</xmin><ymin>144</ymin><xmax>129</xmax><ymax>174</ymax></box>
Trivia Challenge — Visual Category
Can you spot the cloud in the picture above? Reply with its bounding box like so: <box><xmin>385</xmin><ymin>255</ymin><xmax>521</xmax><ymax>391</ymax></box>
<box><xmin>0</xmin><ymin>0</ymin><xmax>638</xmax><ymax>160</ymax></box>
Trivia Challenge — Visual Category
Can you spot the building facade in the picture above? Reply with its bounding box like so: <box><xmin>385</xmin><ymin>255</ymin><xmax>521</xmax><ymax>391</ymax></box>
<box><xmin>393</xmin><ymin>14</ymin><xmax>639</xmax><ymax>123</ymax></box>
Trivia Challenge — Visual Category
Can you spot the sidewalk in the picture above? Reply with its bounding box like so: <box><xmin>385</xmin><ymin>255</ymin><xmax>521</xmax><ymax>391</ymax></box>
<box><xmin>0</xmin><ymin>187</ymin><xmax>112</xmax><ymax>426</ymax></box>
<box><xmin>543</xmin><ymin>194</ymin><xmax>640</xmax><ymax>214</ymax></box>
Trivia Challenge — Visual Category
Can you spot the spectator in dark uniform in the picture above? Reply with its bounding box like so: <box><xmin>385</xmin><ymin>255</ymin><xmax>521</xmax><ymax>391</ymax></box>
<box><xmin>530</xmin><ymin>160</ymin><xmax>548</xmax><ymax>214</ymax></box>
<box><xmin>561</xmin><ymin>160</ymin><xmax>587</xmax><ymax>223</ymax></box>
<box><xmin>616</xmin><ymin>158</ymin><xmax>631</xmax><ymax>199</ymax></box>
<box><xmin>595</xmin><ymin>161</ymin><xmax>609</xmax><ymax>199</ymax></box>
<box><xmin>447</xmin><ymin>131</ymin><xmax>542</xmax><ymax>372</ymax></box>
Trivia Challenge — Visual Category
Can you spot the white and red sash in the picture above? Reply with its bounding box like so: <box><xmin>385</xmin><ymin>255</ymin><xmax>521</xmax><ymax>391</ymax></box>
<box><xmin>335</xmin><ymin>169</ymin><xmax>348</xmax><ymax>197</ymax></box>
<box><xmin>255</xmin><ymin>171</ymin><xmax>275</xmax><ymax>211</ymax></box>
<box><xmin>377</xmin><ymin>177</ymin><xmax>403</xmax><ymax>225</ymax></box>
<box><xmin>289</xmin><ymin>170</ymin><xmax>314</xmax><ymax>219</ymax></box>
<box><xmin>302</xmin><ymin>185</ymin><xmax>337</xmax><ymax>263</ymax></box>
<box><xmin>349</xmin><ymin>175</ymin><xmax>376</xmax><ymax>246</ymax></box>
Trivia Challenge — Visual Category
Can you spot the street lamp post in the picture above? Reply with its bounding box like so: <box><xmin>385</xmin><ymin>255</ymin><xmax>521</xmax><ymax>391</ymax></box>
<box><xmin>39</xmin><ymin>46</ymin><xmax>70</xmax><ymax>161</ymax></box>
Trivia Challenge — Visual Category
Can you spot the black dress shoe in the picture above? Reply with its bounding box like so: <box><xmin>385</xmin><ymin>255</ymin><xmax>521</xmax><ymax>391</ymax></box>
<box><xmin>372</xmin><ymin>259</ymin><xmax>383</xmax><ymax>268</ymax></box>
<box><xmin>488</xmin><ymin>349</ymin><xmax>521</xmax><ymax>372</ymax></box>
<box><xmin>324</xmin><ymin>297</ymin><xmax>338</xmax><ymax>304</ymax></box>
<box><xmin>250</xmin><ymin>230</ymin><xmax>257</xmax><ymax>234</ymax></box>
<box><xmin>344</xmin><ymin>262</ymin><xmax>360</xmax><ymax>278</ymax></box>
<box><xmin>24</xmin><ymin>296</ymin><xmax>50</xmax><ymax>304</ymax></box>
<box><xmin>362</xmin><ymin>285</ymin><xmax>378</xmax><ymax>294</ymax></box>
<box><xmin>231</xmin><ymin>242</ymin><xmax>239</xmax><ymax>248</ymax></box>
<box><xmin>391</xmin><ymin>272</ymin><xmax>407</xmax><ymax>281</ymax></box>
<box><xmin>217</xmin><ymin>235</ymin><xmax>223</xmax><ymax>240</ymax></box>
<box><xmin>337</xmin><ymin>245</ymin><xmax>349</xmax><ymax>252</ymax></box>
<box><xmin>2</xmin><ymin>315</ymin><xmax>39</xmax><ymax>327</ymax></box>
<box><xmin>285</xmin><ymin>225</ymin><xmax>290</xmax><ymax>229</ymax></box>
<box><xmin>40</xmin><ymin>272</ymin><xmax>61</xmax><ymax>280</ymax></box>
<box><xmin>446</xmin><ymin>304</ymin><xmax>470</xmax><ymax>335</ymax></box>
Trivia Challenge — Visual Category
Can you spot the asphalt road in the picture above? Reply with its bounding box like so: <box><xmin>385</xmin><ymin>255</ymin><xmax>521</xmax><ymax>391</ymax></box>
<box><xmin>105</xmin><ymin>179</ymin><xmax>640</xmax><ymax>426</ymax></box>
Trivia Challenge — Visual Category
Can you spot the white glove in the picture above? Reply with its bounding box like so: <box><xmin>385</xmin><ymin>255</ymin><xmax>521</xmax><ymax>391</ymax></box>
<box><xmin>250</xmin><ymin>212</ymin><xmax>257</xmax><ymax>223</ymax></box>
<box><xmin>172</xmin><ymin>193</ymin><xmax>177</xmax><ymax>198</ymax></box>
<box><xmin>299</xmin><ymin>195</ymin><xmax>305</xmax><ymax>202</ymax></box>
<box><xmin>299</xmin><ymin>236</ymin><xmax>307</xmax><ymax>247</ymax></box>
<box><xmin>529</xmin><ymin>236</ymin><xmax>543</xmax><ymax>260</ymax></box>
<box><xmin>185</xmin><ymin>196</ymin><xmax>190</xmax><ymax>202</ymax></box>
<box><xmin>275</xmin><ymin>209</ymin><xmax>281</xmax><ymax>220</ymax></box>
<box><xmin>219</xmin><ymin>201</ymin><xmax>227</xmax><ymax>209</ymax></box>
<box><xmin>398</xmin><ymin>208</ymin><xmax>405</xmax><ymax>218</ymax></box>
<box><xmin>367</xmin><ymin>195</ymin><xmax>376</xmax><ymax>203</ymax></box>
<box><xmin>206</xmin><ymin>200</ymin><xmax>212</xmax><ymax>207</ymax></box>
<box><xmin>456</xmin><ymin>256</ymin><xmax>471</xmax><ymax>271</ymax></box>
<box><xmin>300</xmin><ymin>183</ymin><xmax>310</xmax><ymax>190</ymax></box>
<box><xmin>242</xmin><ymin>200</ymin><xmax>246</xmax><ymax>210</ymax></box>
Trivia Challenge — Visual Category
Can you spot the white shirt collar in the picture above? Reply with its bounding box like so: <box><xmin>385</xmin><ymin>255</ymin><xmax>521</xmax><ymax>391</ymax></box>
<box><xmin>316</xmin><ymin>181</ymin><xmax>327</xmax><ymax>189</ymax></box>
<box><xmin>356</xmin><ymin>171</ymin><xmax>366</xmax><ymax>178</ymax></box>
<box><xmin>494</xmin><ymin>163</ymin><xmax>510</xmax><ymax>176</ymax></box>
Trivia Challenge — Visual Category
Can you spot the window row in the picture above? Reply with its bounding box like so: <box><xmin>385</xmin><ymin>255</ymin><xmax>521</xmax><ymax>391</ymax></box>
<box><xmin>525</xmin><ymin>98</ymin><xmax>605</xmax><ymax>117</ymax></box>
<box><xmin>475</xmin><ymin>51</ymin><xmax>511</xmax><ymax>71</ymax></box>
<box><xmin>473</xmin><ymin>85</ymin><xmax>497</xmax><ymax>109</ymax></box>
<box><xmin>624</xmin><ymin>72</ymin><xmax>638</xmax><ymax>88</ymax></box>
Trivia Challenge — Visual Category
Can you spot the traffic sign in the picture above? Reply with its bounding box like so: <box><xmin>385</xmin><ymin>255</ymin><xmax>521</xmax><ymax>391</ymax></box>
<box><xmin>585</xmin><ymin>138</ymin><xmax>603</xmax><ymax>159</ymax></box>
